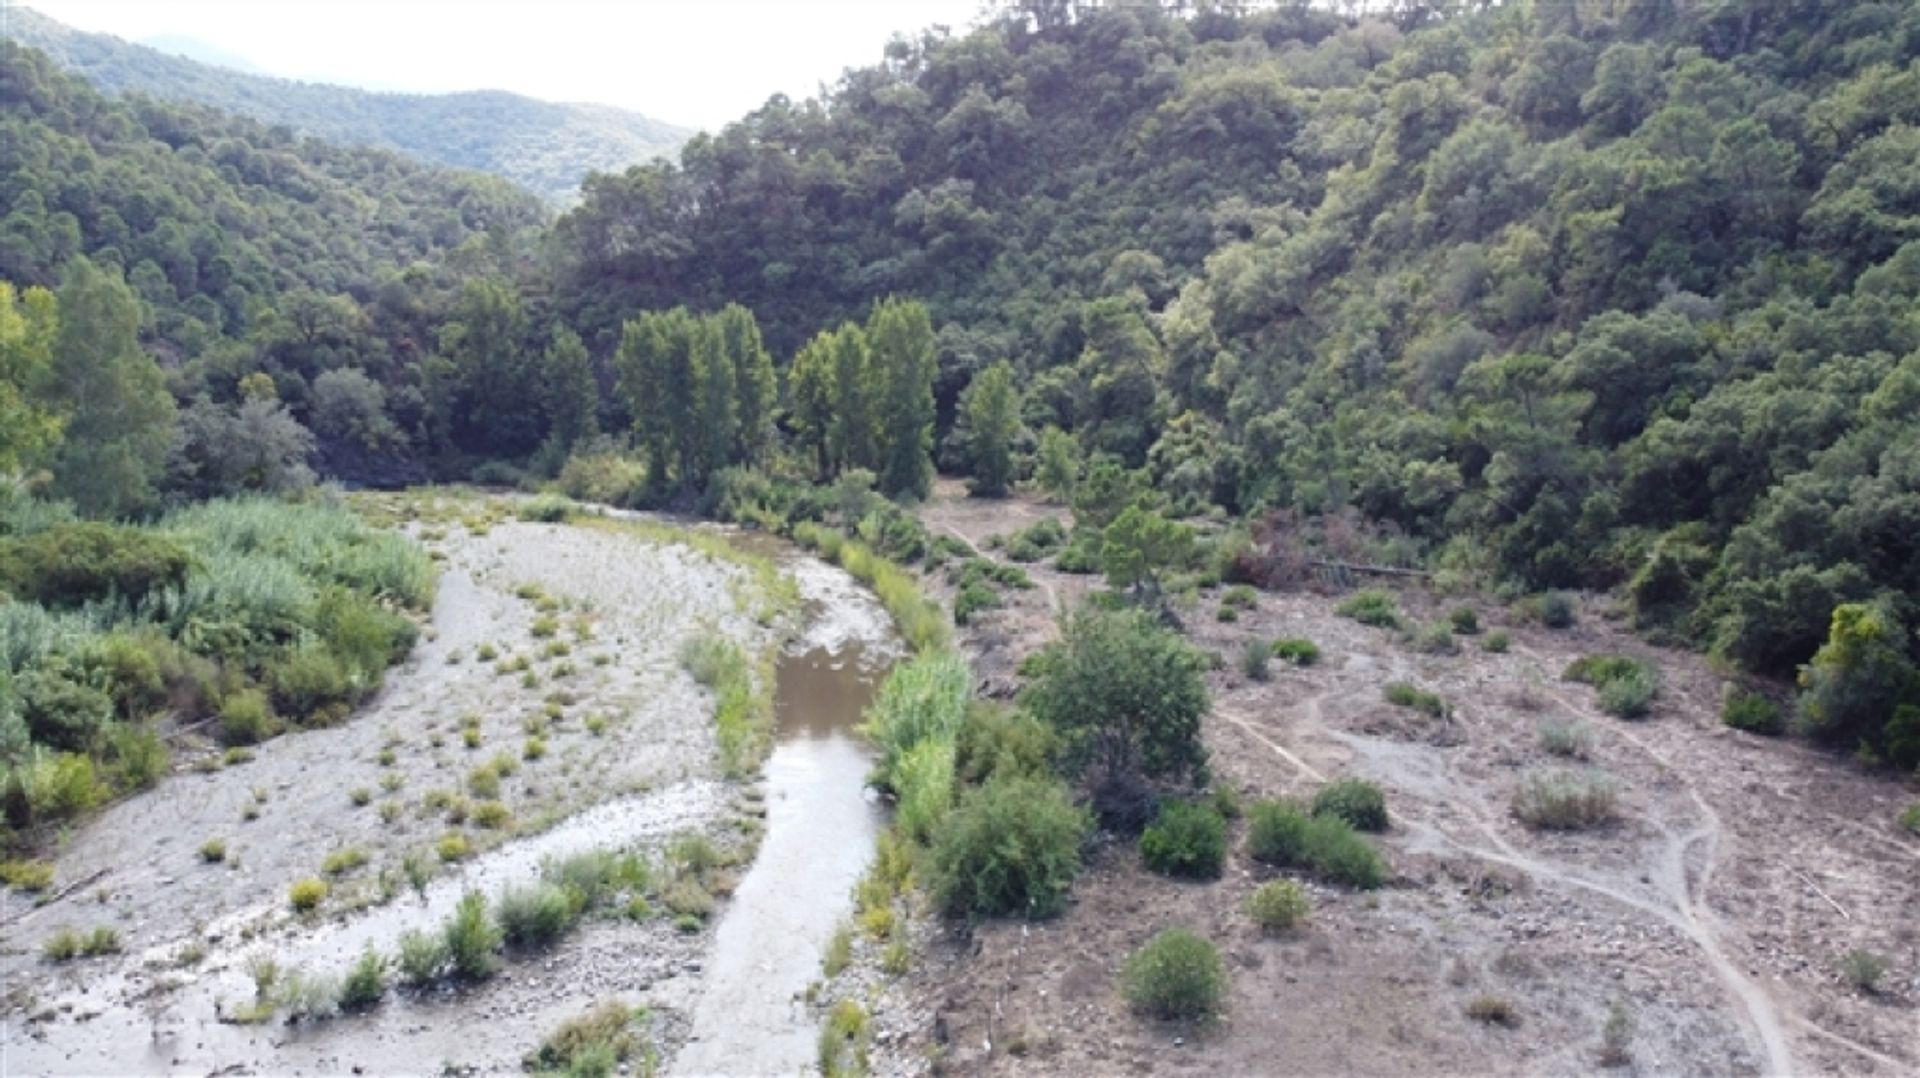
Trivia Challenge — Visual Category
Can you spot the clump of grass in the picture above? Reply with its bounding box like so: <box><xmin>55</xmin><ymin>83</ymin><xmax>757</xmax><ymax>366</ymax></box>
<box><xmin>1838</xmin><ymin>948</ymin><xmax>1888</xmax><ymax>994</ymax></box>
<box><xmin>1272</xmin><ymin>637</ymin><xmax>1320</xmax><ymax>665</ymax></box>
<box><xmin>1238</xmin><ymin>639</ymin><xmax>1271</xmax><ymax>681</ymax></box>
<box><xmin>490</xmin><ymin>750</ymin><xmax>519</xmax><ymax>778</ymax></box>
<box><xmin>475</xmin><ymin>643</ymin><xmax>499</xmax><ymax>662</ymax></box>
<box><xmin>321</xmin><ymin>846</ymin><xmax>368</xmax><ymax>876</ymax></box>
<box><xmin>1413</xmin><ymin>622</ymin><xmax>1458</xmax><ymax>654</ymax></box>
<box><xmin>1721</xmin><ymin>688</ymin><xmax>1784</xmax><ymax>735</ymax></box>
<box><xmin>1599</xmin><ymin>1000</ymin><xmax>1633</xmax><ymax>1067</ymax></box>
<box><xmin>1482</xmin><ymin>630</ymin><xmax>1511</xmax><ymax>653</ymax></box>
<box><xmin>467</xmin><ymin>765</ymin><xmax>502</xmax><ymax>799</ymax></box>
<box><xmin>1448</xmin><ymin>606</ymin><xmax>1481</xmax><ymax>634</ymax></box>
<box><xmin>1335</xmin><ymin>588</ymin><xmax>1402</xmax><ymax>628</ymax></box>
<box><xmin>526</xmin><ymin>1001</ymin><xmax>645</xmax><ymax>1075</ymax></box>
<box><xmin>1900</xmin><ymin>801</ymin><xmax>1920</xmax><ymax>834</ymax></box>
<box><xmin>443</xmin><ymin>890</ymin><xmax>502</xmax><ymax>980</ymax></box>
<box><xmin>1245</xmin><ymin>880</ymin><xmax>1310</xmax><ymax>934</ymax></box>
<box><xmin>881</xmin><ymin>940</ymin><xmax>910</xmax><ymax>976</ymax></box>
<box><xmin>523</xmin><ymin>736</ymin><xmax>547</xmax><ymax>761</ymax></box>
<box><xmin>1383</xmin><ymin>681</ymin><xmax>1451</xmax><ymax>719</ymax></box>
<box><xmin>817</xmin><ymin>999</ymin><xmax>870</xmax><ymax>1078</ymax></box>
<box><xmin>339</xmin><ymin>946</ymin><xmax>387</xmax><ymax>1011</ymax></box>
<box><xmin>469</xmin><ymin>799</ymin><xmax>510</xmax><ymax>830</ymax></box>
<box><xmin>199</xmin><ymin>838</ymin><xmax>227</xmax><ymax>864</ymax></box>
<box><xmin>1535</xmin><ymin>591</ymin><xmax>1576</xmax><ymax>628</ymax></box>
<box><xmin>679</xmin><ymin>633</ymin><xmax>771</xmax><ymax>777</ymax></box>
<box><xmin>822</xmin><ymin>923</ymin><xmax>853</xmax><ymax>977</ymax></box>
<box><xmin>497</xmin><ymin>882</ymin><xmax>579</xmax><ymax>950</ymax></box>
<box><xmin>530</xmin><ymin>615</ymin><xmax>560</xmax><ymax>639</ymax></box>
<box><xmin>43</xmin><ymin>926</ymin><xmax>120</xmax><ymax>961</ymax></box>
<box><xmin>348</xmin><ymin>787</ymin><xmax>373</xmax><ymax>807</ymax></box>
<box><xmin>1564</xmin><ymin>654</ymin><xmax>1661</xmax><ymax>719</ymax></box>
<box><xmin>1536</xmin><ymin>717</ymin><xmax>1592</xmax><ymax>758</ymax></box>
<box><xmin>376</xmin><ymin>747</ymin><xmax>397</xmax><ymax>767</ymax></box>
<box><xmin>1466</xmin><ymin>995</ymin><xmax>1518</xmax><ymax>1028</ymax></box>
<box><xmin>379</xmin><ymin>772</ymin><xmax>404</xmax><ymax>793</ymax></box>
<box><xmin>396</xmin><ymin>929</ymin><xmax>449</xmax><ymax>986</ymax></box>
<box><xmin>289</xmin><ymin>877</ymin><xmax>328</xmax><ymax>912</ymax></box>
<box><xmin>0</xmin><ymin>859</ymin><xmax>55</xmax><ymax>892</ymax></box>
<box><xmin>437</xmin><ymin>831</ymin><xmax>473</xmax><ymax>862</ymax></box>
<box><xmin>1512</xmin><ymin>769</ymin><xmax>1618</xmax><ymax>830</ymax></box>
<box><xmin>463</xmin><ymin>726</ymin><xmax>483</xmax><ymax>749</ymax></box>
<box><xmin>1122</xmin><ymin>928</ymin><xmax>1227</xmax><ymax>1021</ymax></box>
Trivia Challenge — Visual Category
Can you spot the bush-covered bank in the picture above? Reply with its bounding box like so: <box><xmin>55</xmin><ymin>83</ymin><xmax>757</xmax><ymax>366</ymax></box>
<box><xmin>1</xmin><ymin>494</ymin><xmax>433</xmax><ymax>849</ymax></box>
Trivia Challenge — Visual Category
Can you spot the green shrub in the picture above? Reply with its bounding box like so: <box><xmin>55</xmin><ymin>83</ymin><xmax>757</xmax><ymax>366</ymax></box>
<box><xmin>395</xmin><ymin>929</ymin><xmax>448</xmax><ymax>986</ymax></box>
<box><xmin>1537</xmin><ymin>717</ymin><xmax>1591</xmax><ymax>758</ymax></box>
<box><xmin>43</xmin><ymin>927</ymin><xmax>84</xmax><ymax>961</ymax></box>
<box><xmin>1248</xmin><ymin>800</ymin><xmax>1385</xmax><ymax>888</ymax></box>
<box><xmin>7</xmin><ymin>749</ymin><xmax>105</xmax><ymax>823</ymax></box>
<box><xmin>1483</xmin><ymin>631</ymin><xmax>1511</xmax><ymax>653</ymax></box>
<box><xmin>0</xmin><ymin>522</ymin><xmax>193</xmax><ymax>607</ymax></box>
<box><xmin>953</xmin><ymin>707</ymin><xmax>1056</xmax><ymax>785</ymax></box>
<box><xmin>1122</xmin><ymin>928</ymin><xmax>1226</xmax><ymax>1021</ymax></box>
<box><xmin>1138</xmin><ymin>800</ymin><xmax>1226</xmax><ymax>879</ymax></box>
<box><xmin>1245</xmin><ymin>880</ymin><xmax>1310</xmax><ymax>934</ymax></box>
<box><xmin>199</xmin><ymin>838</ymin><xmax>227</xmax><ymax>863</ymax></box>
<box><xmin>1597</xmin><ymin>667</ymin><xmax>1659</xmax><ymax>719</ymax></box>
<box><xmin>1448</xmin><ymin>607</ymin><xmax>1481</xmax><ymax>634</ymax></box>
<box><xmin>339</xmin><ymin>946</ymin><xmax>387</xmax><ymax>1011</ymax></box>
<box><xmin>818</xmin><ymin>999</ymin><xmax>870</xmax><ymax>1078</ymax></box>
<box><xmin>437</xmin><ymin>831</ymin><xmax>472</xmax><ymax>862</ymax></box>
<box><xmin>1247</xmin><ymin>800</ymin><xmax>1312</xmax><ymax>866</ymax></box>
<box><xmin>557</xmin><ymin>452</ymin><xmax>650</xmax><ymax>508</ymax></box>
<box><xmin>269</xmin><ymin>643</ymin><xmax>355</xmax><ymax>723</ymax></box>
<box><xmin>1537</xmin><ymin>592</ymin><xmax>1576</xmax><ymax>628</ymax></box>
<box><xmin>497</xmin><ymin>882</ymin><xmax>579</xmax><ymax>949</ymax></box>
<box><xmin>1512</xmin><ymin>770</ymin><xmax>1618</xmax><ymax>830</ymax></box>
<box><xmin>1312</xmin><ymin>778</ymin><xmax>1388</xmax><ymax>832</ymax></box>
<box><xmin>1272</xmin><ymin>638</ymin><xmax>1320</xmax><ymax>665</ymax></box>
<box><xmin>444</xmin><ymin>891</ymin><xmax>502</xmax><ymax>980</ymax></box>
<box><xmin>861</xmin><ymin>651</ymin><xmax>971</xmax><ymax>791</ymax></box>
<box><xmin>1383</xmin><ymin>681</ymin><xmax>1451</xmax><ymax>719</ymax></box>
<box><xmin>218</xmin><ymin>689</ymin><xmax>275</xmax><ymax>746</ymax></box>
<box><xmin>1900</xmin><ymin>801</ymin><xmax>1920</xmax><ymax>834</ymax></box>
<box><xmin>1336</xmin><ymin>590</ymin><xmax>1402</xmax><ymax>629</ymax></box>
<box><xmin>892</xmin><ymin>737</ymin><xmax>956</xmax><ymax>847</ymax></box>
<box><xmin>0</xmin><ymin>859</ymin><xmax>55</xmax><ymax>891</ymax></box>
<box><xmin>928</xmin><ymin>774</ymin><xmax>1089</xmax><ymax>918</ymax></box>
<box><xmin>527</xmin><ymin>1001</ymin><xmax>643</xmax><ymax>1075</ymax></box>
<box><xmin>1838</xmin><ymin>949</ymin><xmax>1888</xmax><ymax>994</ymax></box>
<box><xmin>321</xmin><ymin>846</ymin><xmax>368</xmax><ymax>876</ymax></box>
<box><xmin>1414</xmin><ymin>622</ymin><xmax>1458</xmax><ymax>654</ymax></box>
<box><xmin>16</xmin><ymin>668</ymin><xmax>113</xmax><ymax>751</ymax></box>
<box><xmin>953</xmin><ymin>581</ymin><xmax>1001</xmax><ymax>625</ymax></box>
<box><xmin>103</xmin><ymin>723</ymin><xmax>168</xmax><ymax>789</ymax></box>
<box><xmin>289</xmin><ymin>877</ymin><xmax>328</xmax><ymax>911</ymax></box>
<box><xmin>518</xmin><ymin>494</ymin><xmax>578</xmax><ymax>523</ymax></box>
<box><xmin>1721</xmin><ymin>689</ymin><xmax>1784</xmax><ymax>735</ymax></box>
<box><xmin>1466</xmin><ymin>995</ymin><xmax>1518</xmax><ymax>1027</ymax></box>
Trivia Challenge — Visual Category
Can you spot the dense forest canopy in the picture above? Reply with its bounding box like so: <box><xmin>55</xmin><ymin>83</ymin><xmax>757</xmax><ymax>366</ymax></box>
<box><xmin>3</xmin><ymin>0</ymin><xmax>1920</xmax><ymax>766</ymax></box>
<box><xmin>2</xmin><ymin>6</ymin><xmax>693</xmax><ymax>205</ymax></box>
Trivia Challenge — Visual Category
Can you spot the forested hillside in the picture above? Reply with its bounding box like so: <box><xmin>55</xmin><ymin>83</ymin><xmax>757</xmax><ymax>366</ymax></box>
<box><xmin>3</xmin><ymin>7</ymin><xmax>692</xmax><ymax>205</ymax></box>
<box><xmin>543</xmin><ymin>1</ymin><xmax>1920</xmax><ymax>761</ymax></box>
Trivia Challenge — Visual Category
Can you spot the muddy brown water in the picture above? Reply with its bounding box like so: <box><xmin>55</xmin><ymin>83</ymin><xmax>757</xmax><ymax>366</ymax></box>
<box><xmin>1</xmin><ymin>509</ymin><xmax>898</xmax><ymax>1076</ymax></box>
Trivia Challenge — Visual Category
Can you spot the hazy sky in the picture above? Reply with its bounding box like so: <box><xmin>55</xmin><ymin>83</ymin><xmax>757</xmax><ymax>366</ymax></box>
<box><xmin>18</xmin><ymin>0</ymin><xmax>988</xmax><ymax>129</ymax></box>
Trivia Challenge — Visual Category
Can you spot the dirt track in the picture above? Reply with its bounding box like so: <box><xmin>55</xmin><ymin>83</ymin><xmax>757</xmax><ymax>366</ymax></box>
<box><xmin>884</xmin><ymin>483</ymin><xmax>1918</xmax><ymax>1077</ymax></box>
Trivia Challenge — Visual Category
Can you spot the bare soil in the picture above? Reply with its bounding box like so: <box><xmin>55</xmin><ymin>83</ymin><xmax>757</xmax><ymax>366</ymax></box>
<box><xmin>879</xmin><ymin>482</ymin><xmax>1919</xmax><ymax>1077</ymax></box>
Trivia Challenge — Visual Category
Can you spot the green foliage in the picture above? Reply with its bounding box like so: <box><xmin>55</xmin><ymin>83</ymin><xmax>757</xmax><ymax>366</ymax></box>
<box><xmin>1566</xmin><ymin>655</ymin><xmax>1662</xmax><ymax>719</ymax></box>
<box><xmin>1245</xmin><ymin>881</ymin><xmax>1310</xmax><ymax>934</ymax></box>
<box><xmin>680</xmin><ymin>633</ymin><xmax>770</xmax><ymax>777</ymax></box>
<box><xmin>1838</xmin><ymin>949</ymin><xmax>1888</xmax><ymax>994</ymax></box>
<box><xmin>0</xmin><ymin>523</ymin><xmax>192</xmax><ymax>608</ymax></box>
<box><xmin>1383</xmin><ymin>682</ymin><xmax>1451</xmax><ymax>719</ymax></box>
<box><xmin>927</xmin><ymin>774</ymin><xmax>1089</xmax><ymax>918</ymax></box>
<box><xmin>963</xmin><ymin>360</ymin><xmax>1021</xmax><ymax>497</ymax></box>
<box><xmin>1272</xmin><ymin>638</ymin><xmax>1320</xmax><ymax>666</ymax></box>
<box><xmin>1795</xmin><ymin>603</ymin><xmax>1920</xmax><ymax>765</ymax></box>
<box><xmin>1122</xmin><ymin>928</ymin><xmax>1226</xmax><ymax>1022</ymax></box>
<box><xmin>1413</xmin><ymin>622</ymin><xmax>1459</xmax><ymax>655</ymax></box>
<box><xmin>443</xmin><ymin>890</ymin><xmax>503</xmax><ymax>980</ymax></box>
<box><xmin>1138</xmin><ymin>800</ymin><xmax>1226</xmax><ymax>880</ymax></box>
<box><xmin>1482</xmin><ymin>631</ymin><xmax>1512</xmax><ymax>653</ymax></box>
<box><xmin>1034</xmin><ymin>427</ymin><xmax>1082</xmax><ymax>503</ymax></box>
<box><xmin>1512</xmin><ymin>769</ymin><xmax>1618</xmax><ymax>830</ymax></box>
<box><xmin>395</xmin><ymin>929</ymin><xmax>449</xmax><ymax>986</ymax></box>
<box><xmin>1246</xmin><ymin>800</ymin><xmax>1386</xmax><ymax>889</ymax></box>
<box><xmin>1537</xmin><ymin>717</ymin><xmax>1592</xmax><ymax>758</ymax></box>
<box><xmin>526</xmin><ymin>1001</ymin><xmax>646</xmax><ymax>1076</ymax></box>
<box><xmin>497</xmin><ymin>882</ymin><xmax>580</xmax><ymax>950</ymax></box>
<box><xmin>818</xmin><ymin>1000</ymin><xmax>870</xmax><ymax>1078</ymax></box>
<box><xmin>339</xmin><ymin>947</ymin><xmax>387</xmax><ymax>1011</ymax></box>
<box><xmin>1238</xmin><ymin>639</ymin><xmax>1271</xmax><ymax>681</ymax></box>
<box><xmin>1100</xmin><ymin>504</ymin><xmax>1195</xmax><ymax>599</ymax></box>
<box><xmin>288</xmin><ymin>877</ymin><xmax>328</xmax><ymax>912</ymax></box>
<box><xmin>1337</xmin><ymin>590</ymin><xmax>1402</xmax><ymax>630</ymax></box>
<box><xmin>892</xmin><ymin>737</ymin><xmax>956</xmax><ymax>847</ymax></box>
<box><xmin>1536</xmin><ymin>593</ymin><xmax>1577</xmax><ymax>629</ymax></box>
<box><xmin>1448</xmin><ymin>607</ymin><xmax>1481</xmax><ymax>635</ymax></box>
<box><xmin>1311</xmin><ymin>778</ymin><xmax>1388</xmax><ymax>832</ymax></box>
<box><xmin>860</xmin><ymin>651</ymin><xmax>971</xmax><ymax>793</ymax></box>
<box><xmin>1721</xmin><ymin>689</ymin><xmax>1785</xmax><ymax>736</ymax></box>
<box><xmin>952</xmin><ymin>706</ymin><xmax>1057</xmax><ymax>786</ymax></box>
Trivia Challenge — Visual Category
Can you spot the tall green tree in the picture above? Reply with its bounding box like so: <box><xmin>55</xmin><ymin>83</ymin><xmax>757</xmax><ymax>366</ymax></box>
<box><xmin>827</xmin><ymin>322</ymin><xmax>875</xmax><ymax>477</ymax></box>
<box><xmin>0</xmin><ymin>280</ymin><xmax>63</xmax><ymax>476</ymax></box>
<box><xmin>41</xmin><ymin>259</ymin><xmax>175</xmax><ymax>517</ymax></box>
<box><xmin>963</xmin><ymin>360</ymin><xmax>1020</xmax><ymax>497</ymax></box>
<box><xmin>867</xmin><ymin>297</ymin><xmax>937</xmax><ymax>499</ymax></box>
<box><xmin>614</xmin><ymin>307</ymin><xmax>699</xmax><ymax>491</ymax></box>
<box><xmin>439</xmin><ymin>277</ymin><xmax>537</xmax><ymax>456</ymax></box>
<box><xmin>692</xmin><ymin>316</ymin><xmax>737</xmax><ymax>484</ymax></box>
<box><xmin>542</xmin><ymin>324</ymin><xmax>599</xmax><ymax>454</ymax></box>
<box><xmin>788</xmin><ymin>329</ymin><xmax>837</xmax><ymax>481</ymax></box>
<box><xmin>719</xmin><ymin>304</ymin><xmax>776</xmax><ymax>466</ymax></box>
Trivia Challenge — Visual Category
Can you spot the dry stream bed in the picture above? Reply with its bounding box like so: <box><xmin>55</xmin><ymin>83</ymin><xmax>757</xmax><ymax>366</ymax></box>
<box><xmin>1</xmin><ymin>494</ymin><xmax>898</xmax><ymax>1075</ymax></box>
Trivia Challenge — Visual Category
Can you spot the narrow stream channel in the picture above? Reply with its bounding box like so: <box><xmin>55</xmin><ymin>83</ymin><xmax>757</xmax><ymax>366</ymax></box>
<box><xmin>671</xmin><ymin>632</ymin><xmax>890</xmax><ymax>1075</ymax></box>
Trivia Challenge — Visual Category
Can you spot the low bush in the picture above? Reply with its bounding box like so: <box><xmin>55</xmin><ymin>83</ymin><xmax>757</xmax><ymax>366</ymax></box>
<box><xmin>321</xmin><ymin>846</ymin><xmax>368</xmax><ymax>876</ymax></box>
<box><xmin>1448</xmin><ymin>607</ymin><xmax>1481</xmax><ymax>635</ymax></box>
<box><xmin>1482</xmin><ymin>630</ymin><xmax>1511</xmax><ymax>653</ymax></box>
<box><xmin>517</xmin><ymin>494</ymin><xmax>578</xmax><ymax>523</ymax></box>
<box><xmin>1312</xmin><ymin>778</ymin><xmax>1388</xmax><ymax>832</ymax></box>
<box><xmin>1122</xmin><ymin>928</ymin><xmax>1227</xmax><ymax>1021</ymax></box>
<box><xmin>1247</xmin><ymin>799</ymin><xmax>1311</xmax><ymax>866</ymax></box>
<box><xmin>1536</xmin><ymin>717</ymin><xmax>1592</xmax><ymax>758</ymax></box>
<box><xmin>1413</xmin><ymin>622</ymin><xmax>1458</xmax><ymax>655</ymax></box>
<box><xmin>1838</xmin><ymin>949</ymin><xmax>1888</xmax><ymax>994</ymax></box>
<box><xmin>952</xmin><ymin>707</ymin><xmax>1056</xmax><ymax>785</ymax></box>
<box><xmin>444</xmin><ymin>890</ymin><xmax>502</xmax><ymax>980</ymax></box>
<box><xmin>198</xmin><ymin>838</ymin><xmax>227</xmax><ymax>863</ymax></box>
<box><xmin>1239</xmin><ymin>639</ymin><xmax>1271</xmax><ymax>681</ymax></box>
<box><xmin>1598</xmin><ymin>668</ymin><xmax>1659</xmax><ymax>719</ymax></box>
<box><xmin>0</xmin><ymin>522</ymin><xmax>193</xmax><ymax>607</ymax></box>
<box><xmin>953</xmin><ymin>581</ymin><xmax>1000</xmax><ymax>625</ymax></box>
<box><xmin>1536</xmin><ymin>592</ymin><xmax>1576</xmax><ymax>628</ymax></box>
<box><xmin>1901</xmin><ymin>801</ymin><xmax>1920</xmax><ymax>834</ymax></box>
<box><xmin>339</xmin><ymin>947</ymin><xmax>387</xmax><ymax>1011</ymax></box>
<box><xmin>1139</xmin><ymin>800</ymin><xmax>1226</xmax><ymax>879</ymax></box>
<box><xmin>1245</xmin><ymin>880</ymin><xmax>1310</xmax><ymax>934</ymax></box>
<box><xmin>497</xmin><ymin>882</ymin><xmax>578</xmax><ymax>949</ymax></box>
<box><xmin>1466</xmin><ymin>995</ymin><xmax>1518</xmax><ymax>1028</ymax></box>
<box><xmin>1272</xmin><ymin>637</ymin><xmax>1320</xmax><ymax>665</ymax></box>
<box><xmin>1512</xmin><ymin>770</ymin><xmax>1618</xmax><ymax>830</ymax></box>
<box><xmin>288</xmin><ymin>877</ymin><xmax>328</xmax><ymax>912</ymax></box>
<box><xmin>527</xmin><ymin>1001</ymin><xmax>644</xmax><ymax>1075</ymax></box>
<box><xmin>1383</xmin><ymin>682</ymin><xmax>1451</xmax><ymax>719</ymax></box>
<box><xmin>1721</xmin><ymin>689</ymin><xmax>1784</xmax><ymax>735</ymax></box>
<box><xmin>1336</xmin><ymin>589</ymin><xmax>1402</xmax><ymax>629</ymax></box>
<box><xmin>218</xmin><ymin>689</ymin><xmax>275</xmax><ymax>746</ymax></box>
<box><xmin>0</xmin><ymin>858</ymin><xmax>54</xmax><ymax>891</ymax></box>
<box><xmin>395</xmin><ymin>929</ymin><xmax>448</xmax><ymax>986</ymax></box>
<box><xmin>437</xmin><ymin>831</ymin><xmax>472</xmax><ymax>862</ymax></box>
<box><xmin>1247</xmin><ymin>800</ymin><xmax>1386</xmax><ymax>888</ymax></box>
<box><xmin>927</xmin><ymin>774</ymin><xmax>1089</xmax><ymax>918</ymax></box>
<box><xmin>818</xmin><ymin>999</ymin><xmax>870</xmax><ymax>1078</ymax></box>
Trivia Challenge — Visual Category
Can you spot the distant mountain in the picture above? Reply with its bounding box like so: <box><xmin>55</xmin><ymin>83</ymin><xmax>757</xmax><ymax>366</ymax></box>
<box><xmin>2</xmin><ymin>7</ymin><xmax>693</xmax><ymax>204</ymax></box>
<box><xmin>134</xmin><ymin>33</ymin><xmax>271</xmax><ymax>76</ymax></box>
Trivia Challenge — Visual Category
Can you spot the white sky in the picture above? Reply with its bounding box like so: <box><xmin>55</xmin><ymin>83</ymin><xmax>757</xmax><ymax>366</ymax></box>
<box><xmin>18</xmin><ymin>0</ymin><xmax>989</xmax><ymax>130</ymax></box>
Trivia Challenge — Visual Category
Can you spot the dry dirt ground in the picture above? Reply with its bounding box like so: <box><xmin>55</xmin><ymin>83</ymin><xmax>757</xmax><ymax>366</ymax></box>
<box><xmin>882</xmin><ymin>481</ymin><xmax>1919</xmax><ymax>1077</ymax></box>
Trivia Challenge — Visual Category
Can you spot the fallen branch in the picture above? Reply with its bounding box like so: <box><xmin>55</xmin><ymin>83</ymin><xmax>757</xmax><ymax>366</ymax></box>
<box><xmin>1791</xmin><ymin>868</ymin><xmax>1848</xmax><ymax>920</ymax></box>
